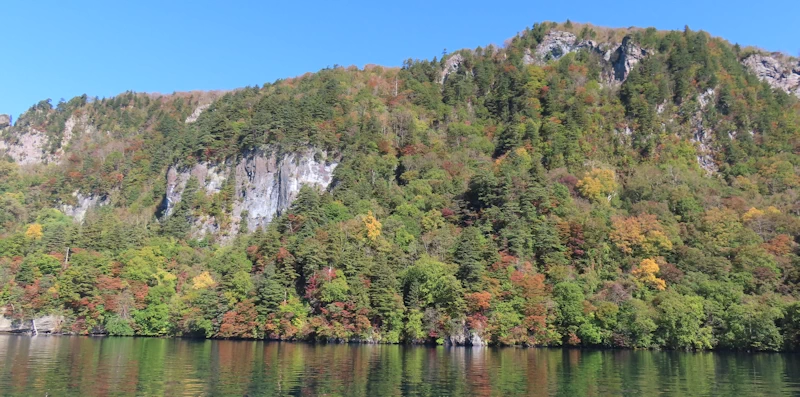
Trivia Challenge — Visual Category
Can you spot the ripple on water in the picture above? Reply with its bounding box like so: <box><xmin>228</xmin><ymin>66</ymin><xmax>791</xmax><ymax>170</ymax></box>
<box><xmin>2</xmin><ymin>336</ymin><xmax>800</xmax><ymax>396</ymax></box>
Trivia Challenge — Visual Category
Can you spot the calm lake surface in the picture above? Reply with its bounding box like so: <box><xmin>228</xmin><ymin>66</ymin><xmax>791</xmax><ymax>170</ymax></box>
<box><xmin>1</xmin><ymin>335</ymin><xmax>800</xmax><ymax>396</ymax></box>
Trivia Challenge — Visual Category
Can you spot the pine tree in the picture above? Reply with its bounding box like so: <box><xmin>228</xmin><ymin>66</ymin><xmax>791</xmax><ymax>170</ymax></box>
<box><xmin>455</xmin><ymin>227</ymin><xmax>487</xmax><ymax>290</ymax></box>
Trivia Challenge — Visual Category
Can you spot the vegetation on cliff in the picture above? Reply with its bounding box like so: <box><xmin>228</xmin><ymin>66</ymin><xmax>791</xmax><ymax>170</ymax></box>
<box><xmin>1</xmin><ymin>22</ymin><xmax>799</xmax><ymax>350</ymax></box>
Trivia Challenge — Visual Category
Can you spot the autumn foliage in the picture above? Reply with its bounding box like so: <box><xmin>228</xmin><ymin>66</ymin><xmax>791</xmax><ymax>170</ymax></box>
<box><xmin>0</xmin><ymin>22</ymin><xmax>798</xmax><ymax>352</ymax></box>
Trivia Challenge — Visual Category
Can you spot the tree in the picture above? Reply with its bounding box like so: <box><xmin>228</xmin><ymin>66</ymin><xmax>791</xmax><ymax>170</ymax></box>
<box><xmin>318</xmin><ymin>269</ymin><xmax>349</xmax><ymax>304</ymax></box>
<box><xmin>783</xmin><ymin>303</ymin><xmax>800</xmax><ymax>351</ymax></box>
<box><xmin>632</xmin><ymin>258</ymin><xmax>667</xmax><ymax>291</ymax></box>
<box><xmin>192</xmin><ymin>272</ymin><xmax>216</xmax><ymax>290</ymax></box>
<box><xmin>370</xmin><ymin>261</ymin><xmax>405</xmax><ymax>342</ymax></box>
<box><xmin>616</xmin><ymin>299</ymin><xmax>657</xmax><ymax>348</ymax></box>
<box><xmin>610</xmin><ymin>215</ymin><xmax>673</xmax><ymax>257</ymax></box>
<box><xmin>454</xmin><ymin>227</ymin><xmax>488</xmax><ymax>290</ymax></box>
<box><xmin>22</xmin><ymin>253</ymin><xmax>60</xmax><ymax>276</ymax></box>
<box><xmin>363</xmin><ymin>211</ymin><xmax>382</xmax><ymax>241</ymax></box>
<box><xmin>577</xmin><ymin>168</ymin><xmax>617</xmax><ymax>204</ymax></box>
<box><xmin>25</xmin><ymin>223</ymin><xmax>43</xmax><ymax>240</ymax></box>
<box><xmin>162</xmin><ymin>177</ymin><xmax>200</xmax><ymax>238</ymax></box>
<box><xmin>402</xmin><ymin>256</ymin><xmax>464</xmax><ymax>315</ymax></box>
<box><xmin>720</xmin><ymin>299</ymin><xmax>783</xmax><ymax>351</ymax></box>
<box><xmin>120</xmin><ymin>246</ymin><xmax>165</xmax><ymax>283</ymax></box>
<box><xmin>654</xmin><ymin>292</ymin><xmax>712</xmax><ymax>349</ymax></box>
<box><xmin>553</xmin><ymin>282</ymin><xmax>586</xmax><ymax>344</ymax></box>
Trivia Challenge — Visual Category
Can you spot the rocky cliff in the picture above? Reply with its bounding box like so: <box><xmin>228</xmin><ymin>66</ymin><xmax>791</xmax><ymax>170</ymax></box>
<box><xmin>522</xmin><ymin>30</ymin><xmax>800</xmax><ymax>97</ymax></box>
<box><xmin>232</xmin><ymin>148</ymin><xmax>337</xmax><ymax>233</ymax></box>
<box><xmin>0</xmin><ymin>308</ymin><xmax>65</xmax><ymax>334</ymax></box>
<box><xmin>442</xmin><ymin>29</ymin><xmax>649</xmax><ymax>86</ymax></box>
<box><xmin>161</xmin><ymin>147</ymin><xmax>337</xmax><ymax>237</ymax></box>
<box><xmin>691</xmin><ymin>88</ymin><xmax>720</xmax><ymax>175</ymax></box>
<box><xmin>743</xmin><ymin>53</ymin><xmax>800</xmax><ymax>97</ymax></box>
<box><xmin>525</xmin><ymin>30</ymin><xmax>648</xmax><ymax>83</ymax></box>
<box><xmin>60</xmin><ymin>191</ymin><xmax>110</xmax><ymax>223</ymax></box>
<box><xmin>0</xmin><ymin>125</ymin><xmax>55</xmax><ymax>165</ymax></box>
<box><xmin>0</xmin><ymin>113</ymin><xmax>89</xmax><ymax>165</ymax></box>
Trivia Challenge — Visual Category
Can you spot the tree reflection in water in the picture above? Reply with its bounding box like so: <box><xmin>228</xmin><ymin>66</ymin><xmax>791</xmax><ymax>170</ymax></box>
<box><xmin>0</xmin><ymin>335</ymin><xmax>798</xmax><ymax>396</ymax></box>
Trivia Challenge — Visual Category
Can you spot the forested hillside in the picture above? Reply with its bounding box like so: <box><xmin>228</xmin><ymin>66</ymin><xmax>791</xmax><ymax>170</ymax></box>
<box><xmin>1</xmin><ymin>21</ymin><xmax>799</xmax><ymax>351</ymax></box>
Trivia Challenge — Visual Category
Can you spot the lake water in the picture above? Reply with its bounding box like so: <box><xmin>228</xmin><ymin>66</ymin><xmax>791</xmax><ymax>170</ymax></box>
<box><xmin>1</xmin><ymin>335</ymin><xmax>799</xmax><ymax>396</ymax></box>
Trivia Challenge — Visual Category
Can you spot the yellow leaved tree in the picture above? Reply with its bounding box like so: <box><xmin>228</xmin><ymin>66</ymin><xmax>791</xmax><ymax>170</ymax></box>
<box><xmin>192</xmin><ymin>271</ymin><xmax>217</xmax><ymax>290</ymax></box>
<box><xmin>632</xmin><ymin>258</ymin><xmax>666</xmax><ymax>291</ymax></box>
<box><xmin>25</xmin><ymin>223</ymin><xmax>43</xmax><ymax>240</ymax></box>
<box><xmin>610</xmin><ymin>214</ymin><xmax>673</xmax><ymax>256</ymax></box>
<box><xmin>363</xmin><ymin>211</ymin><xmax>382</xmax><ymax>241</ymax></box>
<box><xmin>576</xmin><ymin>168</ymin><xmax>618</xmax><ymax>203</ymax></box>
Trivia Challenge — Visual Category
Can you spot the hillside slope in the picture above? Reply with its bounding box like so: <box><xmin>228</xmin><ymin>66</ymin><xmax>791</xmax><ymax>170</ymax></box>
<box><xmin>0</xmin><ymin>22</ymin><xmax>799</xmax><ymax>350</ymax></box>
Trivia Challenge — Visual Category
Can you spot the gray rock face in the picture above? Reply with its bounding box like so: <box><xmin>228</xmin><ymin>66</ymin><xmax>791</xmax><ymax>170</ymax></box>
<box><xmin>471</xmin><ymin>332</ymin><xmax>485</xmax><ymax>346</ymax></box>
<box><xmin>0</xmin><ymin>128</ymin><xmax>50</xmax><ymax>165</ymax></box>
<box><xmin>0</xmin><ymin>114</ymin><xmax>10</xmax><ymax>129</ymax></box>
<box><xmin>576</xmin><ymin>40</ymin><xmax>617</xmax><ymax>64</ymax></box>
<box><xmin>742</xmin><ymin>54</ymin><xmax>800</xmax><ymax>97</ymax></box>
<box><xmin>185</xmin><ymin>103</ymin><xmax>211</xmax><ymax>123</ymax></box>
<box><xmin>691</xmin><ymin>88</ymin><xmax>719</xmax><ymax>175</ymax></box>
<box><xmin>534</xmin><ymin>30</ymin><xmax>578</xmax><ymax>62</ymax></box>
<box><xmin>0</xmin><ymin>311</ymin><xmax>65</xmax><ymax>334</ymax></box>
<box><xmin>233</xmin><ymin>148</ymin><xmax>337</xmax><ymax>233</ymax></box>
<box><xmin>162</xmin><ymin>161</ymin><xmax>234</xmax><ymax>239</ymax></box>
<box><xmin>60</xmin><ymin>190</ymin><xmax>110</xmax><ymax>222</ymax></box>
<box><xmin>439</xmin><ymin>53</ymin><xmax>465</xmax><ymax>84</ymax></box>
<box><xmin>527</xmin><ymin>30</ymin><xmax>647</xmax><ymax>83</ymax></box>
<box><xmin>58</xmin><ymin>114</ymin><xmax>83</xmax><ymax>154</ymax></box>
<box><xmin>522</xmin><ymin>49</ymin><xmax>536</xmax><ymax>66</ymax></box>
<box><xmin>163</xmin><ymin>162</ymin><xmax>229</xmax><ymax>218</ymax></box>
<box><xmin>0</xmin><ymin>113</ymin><xmax>87</xmax><ymax>165</ymax></box>
<box><xmin>526</xmin><ymin>34</ymin><xmax>615</xmax><ymax>66</ymax></box>
<box><xmin>612</xmin><ymin>36</ymin><xmax>649</xmax><ymax>81</ymax></box>
<box><xmin>162</xmin><ymin>147</ymin><xmax>337</xmax><ymax>237</ymax></box>
<box><xmin>445</xmin><ymin>322</ymin><xmax>486</xmax><ymax>346</ymax></box>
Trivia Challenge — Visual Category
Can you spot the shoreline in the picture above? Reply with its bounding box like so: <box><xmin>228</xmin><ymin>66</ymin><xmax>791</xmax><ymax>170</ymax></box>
<box><xmin>0</xmin><ymin>331</ymin><xmax>790</xmax><ymax>354</ymax></box>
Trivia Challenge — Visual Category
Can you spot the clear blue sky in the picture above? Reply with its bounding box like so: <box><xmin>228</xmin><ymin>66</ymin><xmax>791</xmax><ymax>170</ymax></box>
<box><xmin>1</xmin><ymin>0</ymin><xmax>798</xmax><ymax>121</ymax></box>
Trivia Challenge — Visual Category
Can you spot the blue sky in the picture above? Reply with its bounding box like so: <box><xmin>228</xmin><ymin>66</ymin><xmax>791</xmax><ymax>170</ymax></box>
<box><xmin>1</xmin><ymin>0</ymin><xmax>798</xmax><ymax>121</ymax></box>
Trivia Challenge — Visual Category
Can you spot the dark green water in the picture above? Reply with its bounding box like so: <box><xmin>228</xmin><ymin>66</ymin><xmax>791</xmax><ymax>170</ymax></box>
<box><xmin>1</xmin><ymin>335</ymin><xmax>799</xmax><ymax>396</ymax></box>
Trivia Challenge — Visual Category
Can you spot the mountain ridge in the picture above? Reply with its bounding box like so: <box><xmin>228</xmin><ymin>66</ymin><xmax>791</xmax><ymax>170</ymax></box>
<box><xmin>0</xmin><ymin>21</ymin><xmax>798</xmax><ymax>351</ymax></box>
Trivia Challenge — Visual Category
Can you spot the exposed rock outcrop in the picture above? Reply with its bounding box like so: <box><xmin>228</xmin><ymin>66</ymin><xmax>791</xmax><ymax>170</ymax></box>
<box><xmin>60</xmin><ymin>190</ymin><xmax>110</xmax><ymax>222</ymax></box>
<box><xmin>162</xmin><ymin>162</ymin><xmax>229</xmax><ymax>218</ymax></box>
<box><xmin>440</xmin><ymin>53</ymin><xmax>465</xmax><ymax>84</ymax></box>
<box><xmin>578</xmin><ymin>40</ymin><xmax>616</xmax><ymax>62</ymax></box>
<box><xmin>612</xmin><ymin>36</ymin><xmax>649</xmax><ymax>81</ymax></box>
<box><xmin>526</xmin><ymin>30</ymin><xmax>648</xmax><ymax>83</ymax></box>
<box><xmin>445</xmin><ymin>323</ymin><xmax>486</xmax><ymax>346</ymax></box>
<box><xmin>0</xmin><ymin>113</ymin><xmax>88</xmax><ymax>165</ymax></box>
<box><xmin>0</xmin><ymin>128</ymin><xmax>51</xmax><ymax>165</ymax></box>
<box><xmin>0</xmin><ymin>310</ymin><xmax>65</xmax><ymax>334</ymax></box>
<box><xmin>691</xmin><ymin>88</ymin><xmax>719</xmax><ymax>175</ymax></box>
<box><xmin>522</xmin><ymin>49</ymin><xmax>536</xmax><ymax>66</ymax></box>
<box><xmin>159</xmin><ymin>161</ymin><xmax>230</xmax><ymax>239</ymax></box>
<box><xmin>161</xmin><ymin>147</ymin><xmax>337</xmax><ymax>237</ymax></box>
<box><xmin>57</xmin><ymin>114</ymin><xmax>83</xmax><ymax>154</ymax></box>
<box><xmin>0</xmin><ymin>114</ymin><xmax>10</xmax><ymax>129</ymax></box>
<box><xmin>742</xmin><ymin>54</ymin><xmax>800</xmax><ymax>97</ymax></box>
<box><xmin>186</xmin><ymin>103</ymin><xmax>211</xmax><ymax>123</ymax></box>
<box><xmin>181</xmin><ymin>91</ymin><xmax>226</xmax><ymax>123</ymax></box>
<box><xmin>234</xmin><ymin>148</ymin><xmax>337</xmax><ymax>233</ymax></box>
<box><xmin>444</xmin><ymin>30</ymin><xmax>648</xmax><ymax>86</ymax></box>
<box><xmin>534</xmin><ymin>30</ymin><xmax>578</xmax><ymax>62</ymax></box>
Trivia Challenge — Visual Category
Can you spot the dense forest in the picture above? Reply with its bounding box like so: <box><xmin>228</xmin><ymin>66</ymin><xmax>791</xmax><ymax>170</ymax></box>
<box><xmin>1</xmin><ymin>21</ymin><xmax>799</xmax><ymax>351</ymax></box>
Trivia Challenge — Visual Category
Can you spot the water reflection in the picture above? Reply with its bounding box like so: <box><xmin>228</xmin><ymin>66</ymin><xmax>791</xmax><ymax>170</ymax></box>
<box><xmin>1</xmin><ymin>335</ymin><xmax>798</xmax><ymax>396</ymax></box>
